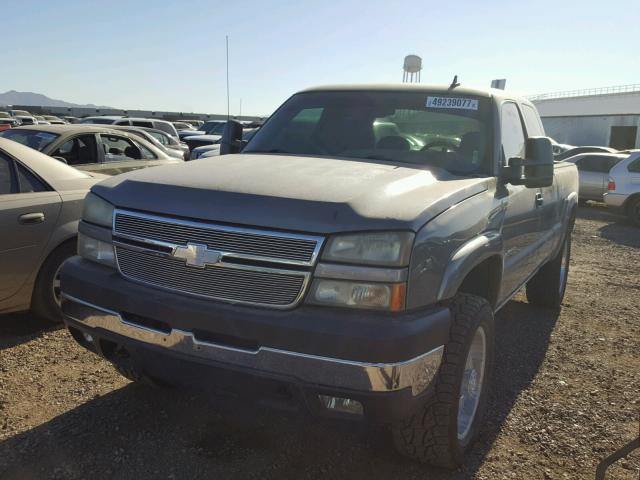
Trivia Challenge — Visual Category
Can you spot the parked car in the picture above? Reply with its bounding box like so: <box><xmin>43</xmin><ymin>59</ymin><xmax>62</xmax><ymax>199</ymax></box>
<box><xmin>565</xmin><ymin>153</ymin><xmax>626</xmax><ymax>202</ymax></box>
<box><xmin>15</xmin><ymin>115</ymin><xmax>36</xmax><ymax>125</ymax></box>
<box><xmin>184</xmin><ymin>135</ymin><xmax>221</xmax><ymax>154</ymax></box>
<box><xmin>62</xmin><ymin>116</ymin><xmax>80</xmax><ymax>124</ymax></box>
<box><xmin>0</xmin><ymin>125</ymin><xmax>182</xmax><ymax>175</ymax></box>
<box><xmin>141</xmin><ymin>127</ymin><xmax>190</xmax><ymax>160</ymax></box>
<box><xmin>172</xmin><ymin>121</ymin><xmax>195</xmax><ymax>131</ymax></box>
<box><xmin>34</xmin><ymin>116</ymin><xmax>51</xmax><ymax>125</ymax></box>
<box><xmin>9</xmin><ymin>109</ymin><xmax>31</xmax><ymax>117</ymax></box>
<box><xmin>0</xmin><ymin>112</ymin><xmax>12</xmax><ymax>119</ymax></box>
<box><xmin>0</xmin><ymin>119</ymin><xmax>19</xmax><ymax>132</ymax></box>
<box><xmin>182</xmin><ymin>119</ymin><xmax>204</xmax><ymax>128</ymax></box>
<box><xmin>604</xmin><ymin>151</ymin><xmax>640</xmax><ymax>226</ymax></box>
<box><xmin>79</xmin><ymin>116</ymin><xmax>179</xmax><ymax>140</ymax></box>
<box><xmin>555</xmin><ymin>145</ymin><xmax>617</xmax><ymax>161</ymax></box>
<box><xmin>549</xmin><ymin>138</ymin><xmax>573</xmax><ymax>156</ymax></box>
<box><xmin>0</xmin><ymin>137</ymin><xmax>105</xmax><ymax>322</ymax></box>
<box><xmin>61</xmin><ymin>84</ymin><xmax>578</xmax><ymax>467</ymax></box>
<box><xmin>195</xmin><ymin>129</ymin><xmax>257</xmax><ymax>160</ymax></box>
<box><xmin>178</xmin><ymin>120</ymin><xmax>227</xmax><ymax>140</ymax></box>
<box><xmin>43</xmin><ymin>115</ymin><xmax>66</xmax><ymax>125</ymax></box>
<box><xmin>104</xmin><ymin>125</ymin><xmax>187</xmax><ymax>161</ymax></box>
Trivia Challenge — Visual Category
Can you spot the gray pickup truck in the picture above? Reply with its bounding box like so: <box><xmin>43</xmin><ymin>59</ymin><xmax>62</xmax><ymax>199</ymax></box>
<box><xmin>60</xmin><ymin>84</ymin><xmax>578</xmax><ymax>467</ymax></box>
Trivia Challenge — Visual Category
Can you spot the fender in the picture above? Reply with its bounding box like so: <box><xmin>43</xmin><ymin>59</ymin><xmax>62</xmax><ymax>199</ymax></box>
<box><xmin>437</xmin><ymin>231</ymin><xmax>503</xmax><ymax>302</ymax></box>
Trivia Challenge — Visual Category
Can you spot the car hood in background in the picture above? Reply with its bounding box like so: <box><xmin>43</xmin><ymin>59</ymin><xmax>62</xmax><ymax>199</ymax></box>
<box><xmin>92</xmin><ymin>154</ymin><xmax>489</xmax><ymax>233</ymax></box>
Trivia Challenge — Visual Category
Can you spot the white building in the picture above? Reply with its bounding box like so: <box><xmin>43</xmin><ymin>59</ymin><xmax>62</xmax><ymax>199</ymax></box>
<box><xmin>531</xmin><ymin>84</ymin><xmax>640</xmax><ymax>149</ymax></box>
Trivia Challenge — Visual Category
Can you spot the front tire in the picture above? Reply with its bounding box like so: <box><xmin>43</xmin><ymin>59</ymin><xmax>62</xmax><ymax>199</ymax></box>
<box><xmin>32</xmin><ymin>241</ymin><xmax>76</xmax><ymax>323</ymax></box>
<box><xmin>627</xmin><ymin>197</ymin><xmax>640</xmax><ymax>227</ymax></box>
<box><xmin>392</xmin><ymin>293</ymin><xmax>495</xmax><ymax>468</ymax></box>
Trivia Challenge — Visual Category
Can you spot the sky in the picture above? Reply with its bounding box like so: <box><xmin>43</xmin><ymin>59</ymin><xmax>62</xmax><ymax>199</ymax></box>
<box><xmin>2</xmin><ymin>0</ymin><xmax>638</xmax><ymax>116</ymax></box>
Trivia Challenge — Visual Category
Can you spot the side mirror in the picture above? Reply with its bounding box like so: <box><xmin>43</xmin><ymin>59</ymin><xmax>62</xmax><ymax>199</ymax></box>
<box><xmin>53</xmin><ymin>156</ymin><xmax>68</xmax><ymax>164</ymax></box>
<box><xmin>220</xmin><ymin>120</ymin><xmax>243</xmax><ymax>155</ymax></box>
<box><xmin>502</xmin><ymin>137</ymin><xmax>554</xmax><ymax>188</ymax></box>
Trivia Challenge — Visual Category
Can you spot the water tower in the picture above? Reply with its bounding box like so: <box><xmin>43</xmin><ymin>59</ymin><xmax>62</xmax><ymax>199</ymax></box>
<box><xmin>403</xmin><ymin>55</ymin><xmax>422</xmax><ymax>83</ymax></box>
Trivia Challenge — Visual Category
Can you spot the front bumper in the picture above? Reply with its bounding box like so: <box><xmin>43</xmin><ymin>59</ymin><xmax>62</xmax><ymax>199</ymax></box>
<box><xmin>63</xmin><ymin>294</ymin><xmax>443</xmax><ymax>395</ymax></box>
<box><xmin>61</xmin><ymin>257</ymin><xmax>450</xmax><ymax>421</ymax></box>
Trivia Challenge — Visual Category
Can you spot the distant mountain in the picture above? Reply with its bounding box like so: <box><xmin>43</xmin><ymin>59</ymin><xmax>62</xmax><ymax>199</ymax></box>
<box><xmin>0</xmin><ymin>90</ymin><xmax>113</xmax><ymax>109</ymax></box>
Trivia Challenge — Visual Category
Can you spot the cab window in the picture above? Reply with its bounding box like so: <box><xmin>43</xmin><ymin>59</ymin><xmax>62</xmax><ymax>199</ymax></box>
<box><xmin>501</xmin><ymin>102</ymin><xmax>526</xmax><ymax>162</ymax></box>
<box><xmin>521</xmin><ymin>104</ymin><xmax>545</xmax><ymax>137</ymax></box>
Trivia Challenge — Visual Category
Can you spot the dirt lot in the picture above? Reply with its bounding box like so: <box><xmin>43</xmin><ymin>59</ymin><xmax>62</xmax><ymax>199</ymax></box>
<box><xmin>0</xmin><ymin>205</ymin><xmax>638</xmax><ymax>480</ymax></box>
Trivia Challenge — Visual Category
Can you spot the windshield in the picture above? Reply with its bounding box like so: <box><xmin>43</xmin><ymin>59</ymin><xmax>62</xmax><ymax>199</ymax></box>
<box><xmin>0</xmin><ymin>129</ymin><xmax>59</xmax><ymax>151</ymax></box>
<box><xmin>245</xmin><ymin>91</ymin><xmax>493</xmax><ymax>176</ymax></box>
<box><xmin>202</xmin><ymin>121</ymin><xmax>227</xmax><ymax>135</ymax></box>
<box><xmin>80</xmin><ymin>117</ymin><xmax>116</xmax><ymax>124</ymax></box>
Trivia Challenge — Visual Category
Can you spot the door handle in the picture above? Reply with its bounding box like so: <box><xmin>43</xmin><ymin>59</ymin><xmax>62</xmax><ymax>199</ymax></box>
<box><xmin>535</xmin><ymin>193</ymin><xmax>544</xmax><ymax>207</ymax></box>
<box><xmin>18</xmin><ymin>212</ymin><xmax>45</xmax><ymax>224</ymax></box>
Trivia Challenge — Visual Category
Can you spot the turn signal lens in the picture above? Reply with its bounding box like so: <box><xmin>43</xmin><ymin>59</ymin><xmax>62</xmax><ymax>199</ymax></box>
<box><xmin>308</xmin><ymin>279</ymin><xmax>406</xmax><ymax>311</ymax></box>
<box><xmin>607</xmin><ymin>180</ymin><xmax>616</xmax><ymax>191</ymax></box>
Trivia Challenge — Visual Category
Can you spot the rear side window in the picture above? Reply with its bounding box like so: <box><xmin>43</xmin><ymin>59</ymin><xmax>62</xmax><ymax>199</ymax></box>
<box><xmin>501</xmin><ymin>102</ymin><xmax>526</xmax><ymax>162</ymax></box>
<box><xmin>521</xmin><ymin>104</ymin><xmax>545</xmax><ymax>137</ymax></box>
<box><xmin>628</xmin><ymin>158</ymin><xmax>640</xmax><ymax>173</ymax></box>
<box><xmin>16</xmin><ymin>164</ymin><xmax>48</xmax><ymax>192</ymax></box>
<box><xmin>0</xmin><ymin>152</ymin><xmax>17</xmax><ymax>194</ymax></box>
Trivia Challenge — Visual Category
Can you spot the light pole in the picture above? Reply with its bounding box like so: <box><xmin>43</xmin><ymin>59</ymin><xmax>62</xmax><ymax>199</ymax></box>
<box><xmin>226</xmin><ymin>35</ymin><xmax>230</xmax><ymax>120</ymax></box>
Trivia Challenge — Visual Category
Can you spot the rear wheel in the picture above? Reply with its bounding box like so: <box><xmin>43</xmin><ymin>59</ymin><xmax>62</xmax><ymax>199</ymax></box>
<box><xmin>32</xmin><ymin>241</ymin><xmax>76</xmax><ymax>323</ymax></box>
<box><xmin>392</xmin><ymin>293</ymin><xmax>494</xmax><ymax>468</ymax></box>
<box><xmin>627</xmin><ymin>197</ymin><xmax>640</xmax><ymax>227</ymax></box>
<box><xmin>526</xmin><ymin>230</ymin><xmax>571</xmax><ymax>308</ymax></box>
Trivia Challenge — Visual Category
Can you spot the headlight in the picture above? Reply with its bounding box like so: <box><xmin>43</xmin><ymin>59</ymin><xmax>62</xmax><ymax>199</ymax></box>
<box><xmin>321</xmin><ymin>232</ymin><xmax>414</xmax><ymax>266</ymax></box>
<box><xmin>82</xmin><ymin>192</ymin><xmax>114</xmax><ymax>227</ymax></box>
<box><xmin>308</xmin><ymin>279</ymin><xmax>406</xmax><ymax>311</ymax></box>
<box><xmin>77</xmin><ymin>233</ymin><xmax>115</xmax><ymax>267</ymax></box>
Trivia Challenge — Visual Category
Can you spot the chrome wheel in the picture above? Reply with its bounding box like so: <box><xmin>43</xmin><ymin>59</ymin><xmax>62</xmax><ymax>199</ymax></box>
<box><xmin>457</xmin><ymin>326</ymin><xmax>486</xmax><ymax>441</ymax></box>
<box><xmin>52</xmin><ymin>263</ymin><xmax>63</xmax><ymax>307</ymax></box>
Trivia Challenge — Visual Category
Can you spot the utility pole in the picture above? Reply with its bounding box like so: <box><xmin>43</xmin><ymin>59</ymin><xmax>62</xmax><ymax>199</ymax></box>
<box><xmin>239</xmin><ymin>98</ymin><xmax>242</xmax><ymax>118</ymax></box>
<box><xmin>226</xmin><ymin>35</ymin><xmax>230</xmax><ymax>120</ymax></box>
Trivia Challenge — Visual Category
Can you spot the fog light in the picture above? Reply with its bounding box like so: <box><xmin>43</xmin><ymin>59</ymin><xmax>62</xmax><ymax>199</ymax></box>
<box><xmin>318</xmin><ymin>395</ymin><xmax>363</xmax><ymax>415</ymax></box>
<box><xmin>82</xmin><ymin>332</ymin><xmax>94</xmax><ymax>344</ymax></box>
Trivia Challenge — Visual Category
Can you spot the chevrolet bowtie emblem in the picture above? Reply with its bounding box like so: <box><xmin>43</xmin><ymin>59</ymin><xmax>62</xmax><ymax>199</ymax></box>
<box><xmin>172</xmin><ymin>243</ymin><xmax>223</xmax><ymax>268</ymax></box>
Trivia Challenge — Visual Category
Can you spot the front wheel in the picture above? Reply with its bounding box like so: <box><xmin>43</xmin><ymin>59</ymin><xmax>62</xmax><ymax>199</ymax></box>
<box><xmin>627</xmin><ymin>197</ymin><xmax>640</xmax><ymax>227</ymax></box>
<box><xmin>392</xmin><ymin>293</ymin><xmax>495</xmax><ymax>468</ymax></box>
<box><xmin>32</xmin><ymin>241</ymin><xmax>76</xmax><ymax>323</ymax></box>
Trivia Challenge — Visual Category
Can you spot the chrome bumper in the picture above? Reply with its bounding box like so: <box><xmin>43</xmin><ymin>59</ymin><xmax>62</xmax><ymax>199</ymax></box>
<box><xmin>62</xmin><ymin>294</ymin><xmax>444</xmax><ymax>395</ymax></box>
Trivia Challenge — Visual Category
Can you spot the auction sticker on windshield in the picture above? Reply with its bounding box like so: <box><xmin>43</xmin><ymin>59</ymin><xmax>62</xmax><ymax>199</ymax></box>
<box><xmin>426</xmin><ymin>97</ymin><xmax>479</xmax><ymax>110</ymax></box>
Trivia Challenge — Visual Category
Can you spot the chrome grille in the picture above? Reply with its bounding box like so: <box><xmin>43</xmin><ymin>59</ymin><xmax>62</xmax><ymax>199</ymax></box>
<box><xmin>112</xmin><ymin>209</ymin><xmax>323</xmax><ymax>309</ymax></box>
<box><xmin>114</xmin><ymin>211</ymin><xmax>319</xmax><ymax>264</ymax></box>
<box><xmin>116</xmin><ymin>247</ymin><xmax>306</xmax><ymax>307</ymax></box>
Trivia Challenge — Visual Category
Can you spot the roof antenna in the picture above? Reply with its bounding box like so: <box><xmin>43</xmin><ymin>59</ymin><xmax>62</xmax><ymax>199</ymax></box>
<box><xmin>449</xmin><ymin>75</ymin><xmax>460</xmax><ymax>90</ymax></box>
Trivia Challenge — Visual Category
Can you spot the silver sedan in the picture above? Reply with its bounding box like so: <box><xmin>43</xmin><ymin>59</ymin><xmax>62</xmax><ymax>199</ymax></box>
<box><xmin>604</xmin><ymin>151</ymin><xmax>640</xmax><ymax>226</ymax></box>
<box><xmin>0</xmin><ymin>137</ymin><xmax>104</xmax><ymax>322</ymax></box>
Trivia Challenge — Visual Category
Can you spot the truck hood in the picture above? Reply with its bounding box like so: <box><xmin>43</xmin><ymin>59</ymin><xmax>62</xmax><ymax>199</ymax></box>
<box><xmin>92</xmin><ymin>154</ymin><xmax>489</xmax><ymax>234</ymax></box>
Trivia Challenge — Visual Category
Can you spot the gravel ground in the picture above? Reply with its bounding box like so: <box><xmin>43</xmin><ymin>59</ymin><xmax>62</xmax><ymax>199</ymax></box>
<box><xmin>0</xmin><ymin>205</ymin><xmax>638</xmax><ymax>480</ymax></box>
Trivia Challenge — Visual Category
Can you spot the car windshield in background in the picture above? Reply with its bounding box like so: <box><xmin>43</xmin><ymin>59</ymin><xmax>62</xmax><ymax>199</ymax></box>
<box><xmin>80</xmin><ymin>118</ymin><xmax>115</xmax><ymax>125</ymax></box>
<box><xmin>244</xmin><ymin>91</ymin><xmax>493</xmax><ymax>176</ymax></box>
<box><xmin>0</xmin><ymin>129</ymin><xmax>59</xmax><ymax>151</ymax></box>
<box><xmin>202</xmin><ymin>122</ymin><xmax>227</xmax><ymax>135</ymax></box>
